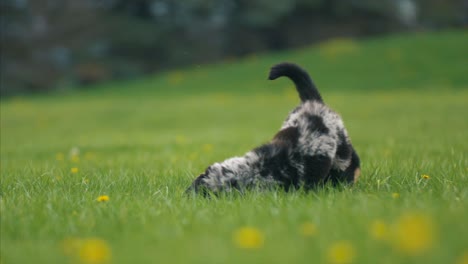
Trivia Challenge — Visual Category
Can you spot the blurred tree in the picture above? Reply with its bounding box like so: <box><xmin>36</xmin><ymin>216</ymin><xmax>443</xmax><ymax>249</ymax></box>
<box><xmin>0</xmin><ymin>0</ymin><xmax>465</xmax><ymax>96</ymax></box>
<box><xmin>417</xmin><ymin>0</ymin><xmax>464</xmax><ymax>27</ymax></box>
<box><xmin>1</xmin><ymin>0</ymin><xmax>108</xmax><ymax>95</ymax></box>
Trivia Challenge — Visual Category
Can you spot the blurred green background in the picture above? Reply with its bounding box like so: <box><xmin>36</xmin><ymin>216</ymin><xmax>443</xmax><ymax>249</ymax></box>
<box><xmin>1</xmin><ymin>0</ymin><xmax>466</xmax><ymax>96</ymax></box>
<box><xmin>1</xmin><ymin>2</ymin><xmax>468</xmax><ymax>264</ymax></box>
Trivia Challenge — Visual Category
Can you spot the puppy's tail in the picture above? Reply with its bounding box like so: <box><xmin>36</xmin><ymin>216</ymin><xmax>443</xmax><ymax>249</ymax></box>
<box><xmin>268</xmin><ymin>62</ymin><xmax>323</xmax><ymax>103</ymax></box>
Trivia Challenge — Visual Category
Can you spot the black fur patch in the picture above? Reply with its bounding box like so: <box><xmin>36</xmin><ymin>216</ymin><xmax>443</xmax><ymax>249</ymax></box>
<box><xmin>303</xmin><ymin>154</ymin><xmax>332</xmax><ymax>188</ymax></box>
<box><xmin>336</xmin><ymin>131</ymin><xmax>352</xmax><ymax>160</ymax></box>
<box><xmin>222</xmin><ymin>167</ymin><xmax>233</xmax><ymax>175</ymax></box>
<box><xmin>273</xmin><ymin>126</ymin><xmax>299</xmax><ymax>146</ymax></box>
<box><xmin>307</xmin><ymin>115</ymin><xmax>329</xmax><ymax>134</ymax></box>
<box><xmin>255</xmin><ymin>144</ymin><xmax>299</xmax><ymax>190</ymax></box>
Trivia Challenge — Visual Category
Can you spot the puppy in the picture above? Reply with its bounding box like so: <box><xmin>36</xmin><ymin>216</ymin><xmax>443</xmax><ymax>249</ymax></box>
<box><xmin>186</xmin><ymin>62</ymin><xmax>360</xmax><ymax>194</ymax></box>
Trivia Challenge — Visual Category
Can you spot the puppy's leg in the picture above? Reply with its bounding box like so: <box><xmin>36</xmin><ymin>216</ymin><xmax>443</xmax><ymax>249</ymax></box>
<box><xmin>301</xmin><ymin>136</ymin><xmax>336</xmax><ymax>189</ymax></box>
<box><xmin>303</xmin><ymin>154</ymin><xmax>333</xmax><ymax>188</ymax></box>
<box><xmin>329</xmin><ymin>148</ymin><xmax>360</xmax><ymax>185</ymax></box>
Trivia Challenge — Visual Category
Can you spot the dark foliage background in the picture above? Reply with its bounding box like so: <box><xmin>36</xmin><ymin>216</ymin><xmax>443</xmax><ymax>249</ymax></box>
<box><xmin>1</xmin><ymin>0</ymin><xmax>466</xmax><ymax>96</ymax></box>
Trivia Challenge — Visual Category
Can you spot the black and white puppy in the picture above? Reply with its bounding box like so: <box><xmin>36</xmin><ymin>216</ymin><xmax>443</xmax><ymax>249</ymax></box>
<box><xmin>186</xmin><ymin>62</ymin><xmax>360</xmax><ymax>194</ymax></box>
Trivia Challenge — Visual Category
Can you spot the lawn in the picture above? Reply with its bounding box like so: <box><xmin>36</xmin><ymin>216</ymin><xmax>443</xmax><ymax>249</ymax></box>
<box><xmin>1</xmin><ymin>30</ymin><xmax>467</xmax><ymax>264</ymax></box>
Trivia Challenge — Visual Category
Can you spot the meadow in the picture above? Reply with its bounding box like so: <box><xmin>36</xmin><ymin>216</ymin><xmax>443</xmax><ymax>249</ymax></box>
<box><xmin>1</xmin><ymin>30</ymin><xmax>467</xmax><ymax>264</ymax></box>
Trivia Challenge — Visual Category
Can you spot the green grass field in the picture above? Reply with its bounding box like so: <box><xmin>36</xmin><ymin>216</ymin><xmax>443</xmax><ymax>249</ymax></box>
<box><xmin>1</xmin><ymin>31</ymin><xmax>468</xmax><ymax>264</ymax></box>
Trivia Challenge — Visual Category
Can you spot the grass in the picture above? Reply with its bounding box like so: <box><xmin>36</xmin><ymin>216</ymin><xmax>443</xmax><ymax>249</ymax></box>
<box><xmin>1</xmin><ymin>30</ymin><xmax>468</xmax><ymax>264</ymax></box>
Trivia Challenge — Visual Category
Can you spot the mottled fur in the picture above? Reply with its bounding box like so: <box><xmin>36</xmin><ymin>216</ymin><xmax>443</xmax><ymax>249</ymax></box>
<box><xmin>186</xmin><ymin>63</ymin><xmax>360</xmax><ymax>194</ymax></box>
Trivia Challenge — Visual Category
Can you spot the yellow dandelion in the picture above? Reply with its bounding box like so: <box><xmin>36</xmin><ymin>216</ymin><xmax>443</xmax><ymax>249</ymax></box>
<box><xmin>299</xmin><ymin>222</ymin><xmax>318</xmax><ymax>237</ymax></box>
<box><xmin>327</xmin><ymin>240</ymin><xmax>356</xmax><ymax>264</ymax></box>
<box><xmin>456</xmin><ymin>251</ymin><xmax>468</xmax><ymax>264</ymax></box>
<box><xmin>202</xmin><ymin>143</ymin><xmax>214</xmax><ymax>153</ymax></box>
<box><xmin>421</xmin><ymin>174</ymin><xmax>430</xmax><ymax>179</ymax></box>
<box><xmin>56</xmin><ymin>153</ymin><xmax>65</xmax><ymax>161</ymax></box>
<box><xmin>391</xmin><ymin>212</ymin><xmax>435</xmax><ymax>255</ymax></box>
<box><xmin>369</xmin><ymin>220</ymin><xmax>389</xmax><ymax>241</ymax></box>
<box><xmin>233</xmin><ymin>226</ymin><xmax>264</xmax><ymax>249</ymax></box>
<box><xmin>96</xmin><ymin>195</ymin><xmax>109</xmax><ymax>202</ymax></box>
<box><xmin>71</xmin><ymin>167</ymin><xmax>79</xmax><ymax>174</ymax></box>
<box><xmin>78</xmin><ymin>238</ymin><xmax>111</xmax><ymax>264</ymax></box>
<box><xmin>392</xmin><ymin>193</ymin><xmax>400</xmax><ymax>199</ymax></box>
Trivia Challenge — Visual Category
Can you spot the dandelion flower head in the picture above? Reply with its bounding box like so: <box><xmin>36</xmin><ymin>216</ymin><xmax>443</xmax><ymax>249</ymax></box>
<box><xmin>79</xmin><ymin>238</ymin><xmax>111</xmax><ymax>264</ymax></box>
<box><xmin>392</xmin><ymin>212</ymin><xmax>435</xmax><ymax>255</ymax></box>
<box><xmin>96</xmin><ymin>195</ymin><xmax>109</xmax><ymax>202</ymax></box>
<box><xmin>456</xmin><ymin>251</ymin><xmax>468</xmax><ymax>264</ymax></box>
<box><xmin>327</xmin><ymin>240</ymin><xmax>356</xmax><ymax>264</ymax></box>
<box><xmin>233</xmin><ymin>226</ymin><xmax>264</xmax><ymax>249</ymax></box>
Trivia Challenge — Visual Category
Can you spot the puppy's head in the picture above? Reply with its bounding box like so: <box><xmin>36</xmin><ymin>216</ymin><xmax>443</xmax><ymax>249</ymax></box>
<box><xmin>185</xmin><ymin>171</ymin><xmax>209</xmax><ymax>195</ymax></box>
<box><xmin>185</xmin><ymin>165</ymin><xmax>221</xmax><ymax>195</ymax></box>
